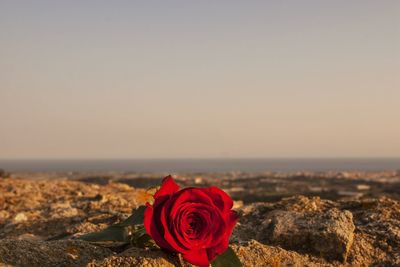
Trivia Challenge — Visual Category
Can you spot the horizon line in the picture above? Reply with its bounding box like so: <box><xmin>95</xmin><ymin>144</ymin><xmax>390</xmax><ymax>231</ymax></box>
<box><xmin>1</xmin><ymin>157</ymin><xmax>400</xmax><ymax>161</ymax></box>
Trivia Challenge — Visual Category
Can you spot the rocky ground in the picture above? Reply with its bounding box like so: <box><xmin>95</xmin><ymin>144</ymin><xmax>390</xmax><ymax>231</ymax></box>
<box><xmin>0</xmin><ymin>173</ymin><xmax>399</xmax><ymax>266</ymax></box>
<box><xmin>9</xmin><ymin>170</ymin><xmax>400</xmax><ymax>203</ymax></box>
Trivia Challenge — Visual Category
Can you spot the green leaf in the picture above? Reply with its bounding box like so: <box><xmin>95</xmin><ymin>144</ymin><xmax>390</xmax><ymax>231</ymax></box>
<box><xmin>130</xmin><ymin>227</ymin><xmax>153</xmax><ymax>248</ymax></box>
<box><xmin>118</xmin><ymin>205</ymin><xmax>146</xmax><ymax>227</ymax></box>
<box><xmin>211</xmin><ymin>246</ymin><xmax>242</xmax><ymax>267</ymax></box>
<box><xmin>79</xmin><ymin>206</ymin><xmax>146</xmax><ymax>242</ymax></box>
<box><xmin>79</xmin><ymin>225</ymin><xmax>128</xmax><ymax>242</ymax></box>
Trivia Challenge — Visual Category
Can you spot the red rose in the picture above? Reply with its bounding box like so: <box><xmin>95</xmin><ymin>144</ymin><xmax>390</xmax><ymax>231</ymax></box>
<box><xmin>144</xmin><ymin>175</ymin><xmax>238</xmax><ymax>267</ymax></box>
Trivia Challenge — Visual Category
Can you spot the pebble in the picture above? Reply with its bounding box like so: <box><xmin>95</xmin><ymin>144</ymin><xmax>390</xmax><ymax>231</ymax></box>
<box><xmin>13</xmin><ymin>212</ymin><xmax>28</xmax><ymax>223</ymax></box>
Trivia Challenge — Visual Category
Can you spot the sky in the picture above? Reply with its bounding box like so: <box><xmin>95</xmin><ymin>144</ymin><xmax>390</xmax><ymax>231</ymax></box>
<box><xmin>0</xmin><ymin>1</ymin><xmax>399</xmax><ymax>159</ymax></box>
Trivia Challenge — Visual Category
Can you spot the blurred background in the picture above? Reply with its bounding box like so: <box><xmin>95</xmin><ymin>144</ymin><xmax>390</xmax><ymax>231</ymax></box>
<box><xmin>0</xmin><ymin>1</ymin><xmax>399</xmax><ymax>201</ymax></box>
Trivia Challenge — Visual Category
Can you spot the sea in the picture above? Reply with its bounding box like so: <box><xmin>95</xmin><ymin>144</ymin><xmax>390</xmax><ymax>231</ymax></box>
<box><xmin>0</xmin><ymin>158</ymin><xmax>399</xmax><ymax>173</ymax></box>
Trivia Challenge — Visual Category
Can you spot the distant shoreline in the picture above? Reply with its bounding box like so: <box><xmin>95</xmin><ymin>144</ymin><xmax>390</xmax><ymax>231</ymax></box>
<box><xmin>1</xmin><ymin>158</ymin><xmax>399</xmax><ymax>172</ymax></box>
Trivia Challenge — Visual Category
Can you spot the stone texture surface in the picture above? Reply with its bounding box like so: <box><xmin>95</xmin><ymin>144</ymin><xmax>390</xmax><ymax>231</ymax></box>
<box><xmin>234</xmin><ymin>195</ymin><xmax>400</xmax><ymax>266</ymax></box>
<box><xmin>343</xmin><ymin>197</ymin><xmax>400</xmax><ymax>266</ymax></box>
<box><xmin>89</xmin><ymin>247</ymin><xmax>179</xmax><ymax>267</ymax></box>
<box><xmin>0</xmin><ymin>239</ymin><xmax>112</xmax><ymax>267</ymax></box>
<box><xmin>0</xmin><ymin>178</ymin><xmax>399</xmax><ymax>266</ymax></box>
<box><xmin>239</xmin><ymin>207</ymin><xmax>355</xmax><ymax>261</ymax></box>
<box><xmin>0</xmin><ymin>178</ymin><xmax>152</xmax><ymax>241</ymax></box>
<box><xmin>231</xmin><ymin>240</ymin><xmax>333</xmax><ymax>267</ymax></box>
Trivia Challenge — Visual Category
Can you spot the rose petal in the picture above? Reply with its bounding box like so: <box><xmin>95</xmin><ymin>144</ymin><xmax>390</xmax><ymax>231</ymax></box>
<box><xmin>154</xmin><ymin>175</ymin><xmax>180</xmax><ymax>199</ymax></box>
<box><xmin>183</xmin><ymin>248</ymin><xmax>209</xmax><ymax>267</ymax></box>
<box><xmin>204</xmin><ymin>186</ymin><xmax>233</xmax><ymax>212</ymax></box>
<box><xmin>207</xmin><ymin>210</ymin><xmax>238</xmax><ymax>261</ymax></box>
<box><xmin>168</xmin><ymin>188</ymin><xmax>231</xmax><ymax>248</ymax></box>
<box><xmin>173</xmin><ymin>203</ymin><xmax>215</xmax><ymax>249</ymax></box>
<box><xmin>169</xmin><ymin>188</ymin><xmax>215</xmax><ymax>214</ymax></box>
<box><xmin>207</xmin><ymin>241</ymin><xmax>228</xmax><ymax>263</ymax></box>
<box><xmin>160</xmin><ymin>199</ymin><xmax>189</xmax><ymax>253</ymax></box>
<box><xmin>144</xmin><ymin>203</ymin><xmax>174</xmax><ymax>251</ymax></box>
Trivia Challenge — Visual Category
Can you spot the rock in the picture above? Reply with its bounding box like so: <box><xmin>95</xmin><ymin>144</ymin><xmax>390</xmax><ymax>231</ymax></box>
<box><xmin>1</xmin><ymin>178</ymin><xmax>400</xmax><ymax>266</ymax></box>
<box><xmin>0</xmin><ymin>238</ymin><xmax>334</xmax><ymax>267</ymax></box>
<box><xmin>50</xmin><ymin>202</ymin><xmax>79</xmax><ymax>219</ymax></box>
<box><xmin>0</xmin><ymin>210</ymin><xmax>10</xmax><ymax>224</ymax></box>
<box><xmin>232</xmin><ymin>240</ymin><xmax>333</xmax><ymax>267</ymax></box>
<box><xmin>16</xmin><ymin>233</ymin><xmax>43</xmax><ymax>241</ymax></box>
<box><xmin>89</xmin><ymin>247</ymin><xmax>179</xmax><ymax>267</ymax></box>
<box><xmin>264</xmin><ymin>208</ymin><xmax>354</xmax><ymax>262</ymax></box>
<box><xmin>233</xmin><ymin>200</ymin><xmax>244</xmax><ymax>209</ymax></box>
<box><xmin>0</xmin><ymin>178</ymin><xmax>145</xmax><ymax>240</ymax></box>
<box><xmin>93</xmin><ymin>240</ymin><xmax>338</xmax><ymax>267</ymax></box>
<box><xmin>234</xmin><ymin>196</ymin><xmax>400</xmax><ymax>266</ymax></box>
<box><xmin>0</xmin><ymin>239</ymin><xmax>113</xmax><ymax>267</ymax></box>
<box><xmin>342</xmin><ymin>197</ymin><xmax>400</xmax><ymax>266</ymax></box>
<box><xmin>235</xmin><ymin>196</ymin><xmax>355</xmax><ymax>262</ymax></box>
<box><xmin>13</xmin><ymin>213</ymin><xmax>28</xmax><ymax>223</ymax></box>
<box><xmin>194</xmin><ymin>176</ymin><xmax>203</xmax><ymax>184</ymax></box>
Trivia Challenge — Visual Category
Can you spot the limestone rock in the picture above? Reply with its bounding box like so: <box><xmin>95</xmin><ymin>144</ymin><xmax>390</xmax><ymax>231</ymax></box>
<box><xmin>13</xmin><ymin>213</ymin><xmax>28</xmax><ymax>223</ymax></box>
<box><xmin>234</xmin><ymin>196</ymin><xmax>355</xmax><ymax>262</ymax></box>
<box><xmin>343</xmin><ymin>197</ymin><xmax>400</xmax><ymax>266</ymax></box>
<box><xmin>89</xmin><ymin>247</ymin><xmax>179</xmax><ymax>267</ymax></box>
<box><xmin>0</xmin><ymin>239</ymin><xmax>113</xmax><ymax>267</ymax></box>
<box><xmin>232</xmin><ymin>240</ymin><xmax>333</xmax><ymax>267</ymax></box>
<box><xmin>1</xmin><ymin>178</ymin><xmax>399</xmax><ymax>266</ymax></box>
<box><xmin>265</xmin><ymin>208</ymin><xmax>354</xmax><ymax>262</ymax></box>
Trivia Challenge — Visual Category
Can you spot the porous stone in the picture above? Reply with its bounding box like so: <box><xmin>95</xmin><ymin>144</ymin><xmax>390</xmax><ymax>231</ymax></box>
<box><xmin>89</xmin><ymin>247</ymin><xmax>179</xmax><ymax>267</ymax></box>
<box><xmin>1</xmin><ymin>178</ymin><xmax>399</xmax><ymax>266</ymax></box>
<box><xmin>234</xmin><ymin>196</ymin><xmax>355</xmax><ymax>262</ymax></box>
<box><xmin>0</xmin><ymin>239</ymin><xmax>113</xmax><ymax>267</ymax></box>
<box><xmin>232</xmin><ymin>240</ymin><xmax>333</xmax><ymax>267</ymax></box>
<box><xmin>264</xmin><ymin>208</ymin><xmax>354</xmax><ymax>262</ymax></box>
<box><xmin>13</xmin><ymin>213</ymin><xmax>28</xmax><ymax>223</ymax></box>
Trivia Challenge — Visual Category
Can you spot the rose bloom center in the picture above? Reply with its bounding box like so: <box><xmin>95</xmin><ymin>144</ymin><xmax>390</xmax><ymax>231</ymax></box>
<box><xmin>184</xmin><ymin>213</ymin><xmax>204</xmax><ymax>238</ymax></box>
